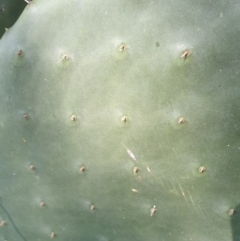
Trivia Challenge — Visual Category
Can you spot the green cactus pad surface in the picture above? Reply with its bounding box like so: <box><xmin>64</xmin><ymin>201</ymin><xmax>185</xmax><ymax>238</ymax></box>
<box><xmin>0</xmin><ymin>0</ymin><xmax>26</xmax><ymax>38</ymax></box>
<box><xmin>0</xmin><ymin>0</ymin><xmax>240</xmax><ymax>241</ymax></box>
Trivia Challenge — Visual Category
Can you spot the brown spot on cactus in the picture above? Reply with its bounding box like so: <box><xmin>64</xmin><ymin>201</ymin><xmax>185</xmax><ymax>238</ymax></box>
<box><xmin>18</xmin><ymin>50</ymin><xmax>23</xmax><ymax>56</ymax></box>
<box><xmin>29</xmin><ymin>164</ymin><xmax>35</xmax><ymax>170</ymax></box>
<box><xmin>90</xmin><ymin>204</ymin><xmax>95</xmax><ymax>210</ymax></box>
<box><xmin>50</xmin><ymin>232</ymin><xmax>55</xmax><ymax>238</ymax></box>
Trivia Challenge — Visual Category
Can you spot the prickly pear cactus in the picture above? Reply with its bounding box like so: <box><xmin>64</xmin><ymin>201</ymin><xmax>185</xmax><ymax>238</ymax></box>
<box><xmin>0</xmin><ymin>0</ymin><xmax>240</xmax><ymax>241</ymax></box>
<box><xmin>0</xmin><ymin>0</ymin><xmax>26</xmax><ymax>38</ymax></box>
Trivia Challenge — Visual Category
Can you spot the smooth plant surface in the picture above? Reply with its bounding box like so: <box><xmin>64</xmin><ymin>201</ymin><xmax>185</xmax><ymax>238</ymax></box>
<box><xmin>0</xmin><ymin>0</ymin><xmax>26</xmax><ymax>38</ymax></box>
<box><xmin>0</xmin><ymin>0</ymin><xmax>240</xmax><ymax>241</ymax></box>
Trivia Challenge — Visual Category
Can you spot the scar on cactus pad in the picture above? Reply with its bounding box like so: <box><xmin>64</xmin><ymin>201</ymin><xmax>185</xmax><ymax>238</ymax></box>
<box><xmin>131</xmin><ymin>188</ymin><xmax>139</xmax><ymax>193</ymax></box>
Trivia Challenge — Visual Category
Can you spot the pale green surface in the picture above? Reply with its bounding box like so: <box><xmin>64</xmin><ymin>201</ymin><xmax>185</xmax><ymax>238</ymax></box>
<box><xmin>0</xmin><ymin>0</ymin><xmax>240</xmax><ymax>241</ymax></box>
<box><xmin>0</xmin><ymin>0</ymin><xmax>26</xmax><ymax>38</ymax></box>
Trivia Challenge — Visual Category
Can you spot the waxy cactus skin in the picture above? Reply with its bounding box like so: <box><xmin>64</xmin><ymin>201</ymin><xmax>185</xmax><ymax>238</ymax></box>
<box><xmin>0</xmin><ymin>1</ymin><xmax>240</xmax><ymax>240</ymax></box>
<box><xmin>0</xmin><ymin>0</ymin><xmax>26</xmax><ymax>38</ymax></box>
